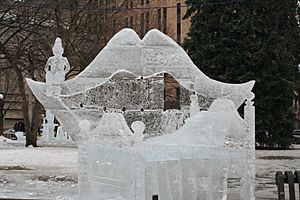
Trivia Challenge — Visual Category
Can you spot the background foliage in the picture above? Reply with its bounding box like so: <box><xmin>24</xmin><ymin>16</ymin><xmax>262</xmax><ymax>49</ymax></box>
<box><xmin>184</xmin><ymin>0</ymin><xmax>300</xmax><ymax>149</ymax></box>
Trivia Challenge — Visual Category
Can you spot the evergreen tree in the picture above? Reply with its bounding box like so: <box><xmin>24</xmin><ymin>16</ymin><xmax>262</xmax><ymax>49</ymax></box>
<box><xmin>184</xmin><ymin>0</ymin><xmax>300</xmax><ymax>149</ymax></box>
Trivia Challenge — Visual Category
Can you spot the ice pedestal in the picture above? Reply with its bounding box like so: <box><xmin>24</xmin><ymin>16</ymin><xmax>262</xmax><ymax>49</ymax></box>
<box><xmin>81</xmin><ymin>114</ymin><xmax>145</xmax><ymax>200</ymax></box>
<box><xmin>88</xmin><ymin>145</ymin><xmax>144</xmax><ymax>200</ymax></box>
<box><xmin>144</xmin><ymin>148</ymin><xmax>238</xmax><ymax>200</ymax></box>
<box><xmin>85</xmin><ymin>142</ymin><xmax>239</xmax><ymax>200</ymax></box>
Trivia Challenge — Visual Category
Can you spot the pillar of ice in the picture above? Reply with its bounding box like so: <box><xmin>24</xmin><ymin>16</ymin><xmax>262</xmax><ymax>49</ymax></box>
<box><xmin>189</xmin><ymin>94</ymin><xmax>199</xmax><ymax>117</ymax></box>
<box><xmin>40</xmin><ymin>110</ymin><xmax>57</xmax><ymax>142</ymax></box>
<box><xmin>242</xmin><ymin>93</ymin><xmax>255</xmax><ymax>200</ymax></box>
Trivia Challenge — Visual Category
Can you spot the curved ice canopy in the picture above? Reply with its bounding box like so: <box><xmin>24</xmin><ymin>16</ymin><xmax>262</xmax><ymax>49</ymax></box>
<box><xmin>26</xmin><ymin>29</ymin><xmax>256</xmax><ymax>200</ymax></box>
<box><xmin>27</xmin><ymin>28</ymin><xmax>254</xmax><ymax>107</ymax></box>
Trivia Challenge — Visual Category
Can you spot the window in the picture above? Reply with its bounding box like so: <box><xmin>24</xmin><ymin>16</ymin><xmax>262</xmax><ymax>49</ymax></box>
<box><xmin>113</xmin><ymin>20</ymin><xmax>116</xmax><ymax>33</ymax></box>
<box><xmin>163</xmin><ymin>7</ymin><xmax>167</xmax><ymax>34</ymax></box>
<box><xmin>141</xmin><ymin>0</ymin><xmax>144</xmax><ymax>5</ymax></box>
<box><xmin>130</xmin><ymin>0</ymin><xmax>133</xmax><ymax>8</ymax></box>
<box><xmin>157</xmin><ymin>8</ymin><xmax>161</xmax><ymax>31</ymax></box>
<box><xmin>145</xmin><ymin>12</ymin><xmax>150</xmax><ymax>32</ymax></box>
<box><xmin>141</xmin><ymin>13</ymin><xmax>145</xmax><ymax>36</ymax></box>
<box><xmin>125</xmin><ymin>17</ymin><xmax>129</xmax><ymax>27</ymax></box>
<box><xmin>146</xmin><ymin>0</ymin><xmax>150</xmax><ymax>4</ymax></box>
<box><xmin>177</xmin><ymin>3</ymin><xmax>181</xmax><ymax>44</ymax></box>
<box><xmin>104</xmin><ymin>9</ymin><xmax>107</xmax><ymax>20</ymax></box>
<box><xmin>130</xmin><ymin>16</ymin><xmax>134</xmax><ymax>28</ymax></box>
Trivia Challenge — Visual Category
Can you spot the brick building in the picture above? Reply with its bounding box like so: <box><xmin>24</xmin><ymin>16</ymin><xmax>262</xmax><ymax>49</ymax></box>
<box><xmin>86</xmin><ymin>0</ymin><xmax>190</xmax><ymax>45</ymax></box>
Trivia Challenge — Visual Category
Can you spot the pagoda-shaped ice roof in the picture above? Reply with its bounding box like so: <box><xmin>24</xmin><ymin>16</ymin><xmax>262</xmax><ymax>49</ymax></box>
<box><xmin>27</xmin><ymin>28</ymin><xmax>254</xmax><ymax>109</ymax></box>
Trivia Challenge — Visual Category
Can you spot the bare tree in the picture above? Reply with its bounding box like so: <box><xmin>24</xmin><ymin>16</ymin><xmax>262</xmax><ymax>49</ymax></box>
<box><xmin>0</xmin><ymin>66</ymin><xmax>20</xmax><ymax>134</ymax></box>
<box><xmin>0</xmin><ymin>0</ymin><xmax>54</xmax><ymax>146</ymax></box>
<box><xmin>0</xmin><ymin>0</ymin><xmax>119</xmax><ymax>146</ymax></box>
<box><xmin>0</xmin><ymin>0</ymin><xmax>164</xmax><ymax>146</ymax></box>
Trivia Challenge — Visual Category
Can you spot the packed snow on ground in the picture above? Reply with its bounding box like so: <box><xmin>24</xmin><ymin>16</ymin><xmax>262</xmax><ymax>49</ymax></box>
<box><xmin>0</xmin><ymin>140</ymin><xmax>299</xmax><ymax>200</ymax></box>
<box><xmin>0</xmin><ymin>141</ymin><xmax>77</xmax><ymax>200</ymax></box>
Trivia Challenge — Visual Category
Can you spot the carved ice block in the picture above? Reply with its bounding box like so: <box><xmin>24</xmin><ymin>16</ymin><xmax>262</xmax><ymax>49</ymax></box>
<box><xmin>26</xmin><ymin>29</ymin><xmax>256</xmax><ymax>200</ymax></box>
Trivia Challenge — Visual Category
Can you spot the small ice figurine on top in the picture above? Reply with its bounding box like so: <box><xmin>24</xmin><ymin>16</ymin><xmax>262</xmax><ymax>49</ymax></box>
<box><xmin>45</xmin><ymin>38</ymin><xmax>70</xmax><ymax>84</ymax></box>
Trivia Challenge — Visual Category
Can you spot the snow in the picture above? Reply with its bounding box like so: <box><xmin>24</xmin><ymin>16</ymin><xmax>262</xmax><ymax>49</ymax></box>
<box><xmin>0</xmin><ymin>143</ymin><xmax>77</xmax><ymax>200</ymax></box>
<box><xmin>0</xmin><ymin>136</ymin><xmax>21</xmax><ymax>149</ymax></box>
<box><xmin>0</xmin><ymin>144</ymin><xmax>299</xmax><ymax>199</ymax></box>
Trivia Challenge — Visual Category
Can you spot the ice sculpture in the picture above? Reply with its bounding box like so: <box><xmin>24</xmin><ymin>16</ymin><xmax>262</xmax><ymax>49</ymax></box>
<box><xmin>45</xmin><ymin>38</ymin><xmax>70</xmax><ymax>85</ymax></box>
<box><xmin>26</xmin><ymin>29</ymin><xmax>255</xmax><ymax>200</ymax></box>
<box><xmin>41</xmin><ymin>110</ymin><xmax>57</xmax><ymax>142</ymax></box>
<box><xmin>41</xmin><ymin>38</ymin><xmax>73</xmax><ymax>144</ymax></box>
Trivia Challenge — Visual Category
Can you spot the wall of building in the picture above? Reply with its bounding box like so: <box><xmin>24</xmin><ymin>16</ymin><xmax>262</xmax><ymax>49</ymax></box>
<box><xmin>91</xmin><ymin>0</ymin><xmax>190</xmax><ymax>45</ymax></box>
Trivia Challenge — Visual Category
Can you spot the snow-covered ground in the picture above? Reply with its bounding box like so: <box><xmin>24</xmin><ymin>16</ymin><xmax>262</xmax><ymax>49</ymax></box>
<box><xmin>0</xmin><ymin>137</ymin><xmax>77</xmax><ymax>200</ymax></box>
<box><xmin>255</xmin><ymin>147</ymin><xmax>300</xmax><ymax>200</ymax></box>
<box><xmin>0</xmin><ymin>137</ymin><xmax>299</xmax><ymax>200</ymax></box>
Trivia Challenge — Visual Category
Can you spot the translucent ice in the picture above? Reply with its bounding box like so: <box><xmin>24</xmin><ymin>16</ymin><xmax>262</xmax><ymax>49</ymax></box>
<box><xmin>26</xmin><ymin>29</ymin><xmax>255</xmax><ymax>200</ymax></box>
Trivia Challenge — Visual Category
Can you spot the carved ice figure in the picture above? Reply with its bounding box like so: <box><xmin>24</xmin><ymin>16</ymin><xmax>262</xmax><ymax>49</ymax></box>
<box><xmin>146</xmin><ymin>99</ymin><xmax>245</xmax><ymax>147</ymax></box>
<box><xmin>143</xmin><ymin>99</ymin><xmax>246</xmax><ymax>200</ymax></box>
<box><xmin>41</xmin><ymin>38</ymin><xmax>70</xmax><ymax>143</ymax></box>
<box><xmin>189</xmin><ymin>94</ymin><xmax>199</xmax><ymax>117</ymax></box>
<box><xmin>40</xmin><ymin>110</ymin><xmax>57</xmax><ymax>142</ymax></box>
<box><xmin>26</xmin><ymin>29</ymin><xmax>256</xmax><ymax>200</ymax></box>
<box><xmin>87</xmin><ymin>113</ymin><xmax>145</xmax><ymax>200</ymax></box>
<box><xmin>45</xmin><ymin>38</ymin><xmax>70</xmax><ymax>85</ymax></box>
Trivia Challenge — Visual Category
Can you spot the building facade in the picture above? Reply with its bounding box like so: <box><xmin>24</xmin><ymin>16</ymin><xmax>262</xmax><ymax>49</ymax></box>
<box><xmin>86</xmin><ymin>0</ymin><xmax>190</xmax><ymax>45</ymax></box>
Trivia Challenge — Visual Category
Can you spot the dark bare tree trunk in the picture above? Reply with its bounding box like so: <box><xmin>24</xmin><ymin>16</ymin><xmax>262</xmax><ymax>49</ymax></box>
<box><xmin>0</xmin><ymin>98</ymin><xmax>4</xmax><ymax>135</ymax></box>
<box><xmin>14</xmin><ymin>68</ymin><xmax>36</xmax><ymax>147</ymax></box>
<box><xmin>30</xmin><ymin>100</ymin><xmax>43</xmax><ymax>146</ymax></box>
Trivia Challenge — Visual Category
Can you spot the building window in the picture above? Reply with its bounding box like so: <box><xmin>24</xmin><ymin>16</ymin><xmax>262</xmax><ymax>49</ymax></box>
<box><xmin>157</xmin><ymin>8</ymin><xmax>161</xmax><ymax>31</ymax></box>
<box><xmin>141</xmin><ymin>13</ymin><xmax>145</xmax><ymax>36</ymax></box>
<box><xmin>125</xmin><ymin>0</ymin><xmax>128</xmax><ymax>8</ymax></box>
<box><xmin>177</xmin><ymin>3</ymin><xmax>181</xmax><ymax>44</ymax></box>
<box><xmin>130</xmin><ymin>0</ymin><xmax>133</xmax><ymax>8</ymax></box>
<box><xmin>104</xmin><ymin>9</ymin><xmax>107</xmax><ymax>20</ymax></box>
<box><xmin>141</xmin><ymin>0</ymin><xmax>144</xmax><ymax>5</ymax></box>
<box><xmin>113</xmin><ymin>20</ymin><xmax>116</xmax><ymax>33</ymax></box>
<box><xmin>130</xmin><ymin>16</ymin><xmax>134</xmax><ymax>28</ymax></box>
<box><xmin>125</xmin><ymin>17</ymin><xmax>129</xmax><ymax>27</ymax></box>
<box><xmin>145</xmin><ymin>12</ymin><xmax>150</xmax><ymax>32</ymax></box>
<box><xmin>163</xmin><ymin>7</ymin><xmax>167</xmax><ymax>34</ymax></box>
<box><xmin>146</xmin><ymin>0</ymin><xmax>150</xmax><ymax>4</ymax></box>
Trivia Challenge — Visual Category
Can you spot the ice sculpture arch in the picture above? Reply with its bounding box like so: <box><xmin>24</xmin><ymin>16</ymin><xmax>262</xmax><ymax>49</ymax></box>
<box><xmin>26</xmin><ymin>28</ymin><xmax>255</xmax><ymax>200</ymax></box>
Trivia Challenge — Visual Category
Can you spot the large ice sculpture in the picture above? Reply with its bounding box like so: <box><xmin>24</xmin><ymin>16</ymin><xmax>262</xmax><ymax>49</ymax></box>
<box><xmin>26</xmin><ymin>29</ymin><xmax>255</xmax><ymax>200</ymax></box>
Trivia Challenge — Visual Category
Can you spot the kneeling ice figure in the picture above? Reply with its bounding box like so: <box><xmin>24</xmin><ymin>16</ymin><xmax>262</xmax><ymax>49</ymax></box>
<box><xmin>146</xmin><ymin>98</ymin><xmax>246</xmax><ymax>147</ymax></box>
